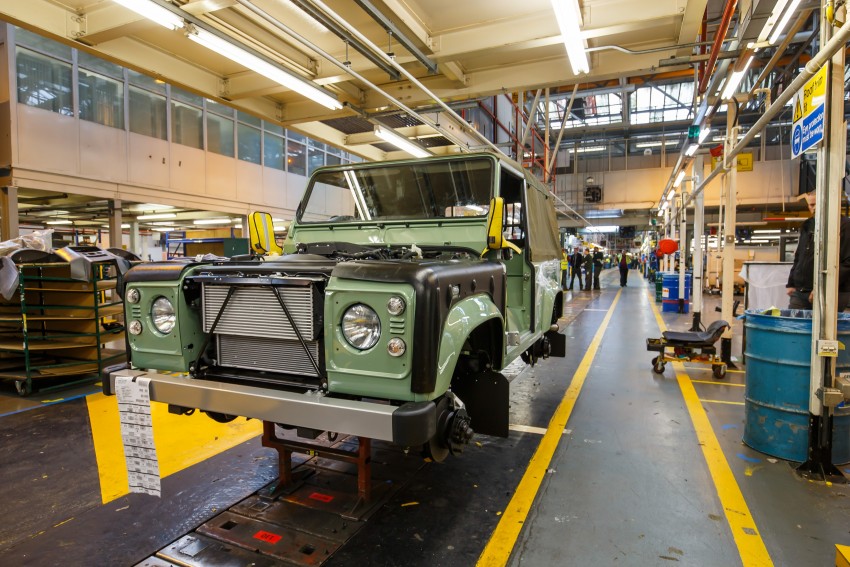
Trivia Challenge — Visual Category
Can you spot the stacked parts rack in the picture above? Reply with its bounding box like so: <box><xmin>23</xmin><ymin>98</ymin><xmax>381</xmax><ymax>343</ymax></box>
<box><xmin>0</xmin><ymin>247</ymin><xmax>132</xmax><ymax>395</ymax></box>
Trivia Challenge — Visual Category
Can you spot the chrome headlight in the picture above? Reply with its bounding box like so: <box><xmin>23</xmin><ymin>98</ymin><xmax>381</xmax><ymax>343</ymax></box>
<box><xmin>125</xmin><ymin>288</ymin><xmax>140</xmax><ymax>304</ymax></box>
<box><xmin>341</xmin><ymin>304</ymin><xmax>380</xmax><ymax>350</ymax></box>
<box><xmin>128</xmin><ymin>320</ymin><xmax>143</xmax><ymax>335</ymax></box>
<box><xmin>151</xmin><ymin>297</ymin><xmax>176</xmax><ymax>334</ymax></box>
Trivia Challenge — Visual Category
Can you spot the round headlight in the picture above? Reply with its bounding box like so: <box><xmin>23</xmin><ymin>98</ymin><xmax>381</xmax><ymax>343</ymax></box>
<box><xmin>126</xmin><ymin>288</ymin><xmax>140</xmax><ymax>304</ymax></box>
<box><xmin>151</xmin><ymin>297</ymin><xmax>176</xmax><ymax>334</ymax></box>
<box><xmin>387</xmin><ymin>337</ymin><xmax>406</xmax><ymax>357</ymax></box>
<box><xmin>128</xmin><ymin>320</ymin><xmax>143</xmax><ymax>335</ymax></box>
<box><xmin>341</xmin><ymin>304</ymin><xmax>381</xmax><ymax>350</ymax></box>
<box><xmin>387</xmin><ymin>296</ymin><xmax>406</xmax><ymax>316</ymax></box>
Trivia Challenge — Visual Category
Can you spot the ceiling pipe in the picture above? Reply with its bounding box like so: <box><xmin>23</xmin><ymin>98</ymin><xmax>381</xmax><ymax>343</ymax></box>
<box><xmin>685</xmin><ymin>19</ymin><xmax>850</xmax><ymax>210</ymax></box>
<box><xmin>298</xmin><ymin>0</ymin><xmax>505</xmax><ymax>156</ymax></box>
<box><xmin>234</xmin><ymin>0</ymin><xmax>470</xmax><ymax>151</ymax></box>
<box><xmin>697</xmin><ymin>0</ymin><xmax>738</xmax><ymax>94</ymax></box>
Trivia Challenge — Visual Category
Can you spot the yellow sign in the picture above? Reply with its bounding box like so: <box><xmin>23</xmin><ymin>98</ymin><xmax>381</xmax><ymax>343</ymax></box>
<box><xmin>792</xmin><ymin>64</ymin><xmax>827</xmax><ymax>123</ymax></box>
<box><xmin>793</xmin><ymin>98</ymin><xmax>803</xmax><ymax>122</ymax></box>
<box><xmin>711</xmin><ymin>152</ymin><xmax>753</xmax><ymax>172</ymax></box>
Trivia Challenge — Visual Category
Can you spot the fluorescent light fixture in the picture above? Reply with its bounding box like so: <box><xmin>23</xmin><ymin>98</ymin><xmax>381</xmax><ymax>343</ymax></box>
<box><xmin>769</xmin><ymin>0</ymin><xmax>804</xmax><ymax>45</ymax></box>
<box><xmin>187</xmin><ymin>28</ymin><xmax>342</xmax><ymax>111</ymax></box>
<box><xmin>101</xmin><ymin>224</ymin><xmax>132</xmax><ymax>229</ymax></box>
<box><xmin>193</xmin><ymin>218</ymin><xmax>232</xmax><ymax>225</ymax></box>
<box><xmin>585</xmin><ymin>209</ymin><xmax>623</xmax><ymax>219</ymax></box>
<box><xmin>685</xmin><ymin>143</ymin><xmax>699</xmax><ymax>157</ymax></box>
<box><xmin>575</xmin><ymin>146</ymin><xmax>606</xmax><ymax>153</ymax></box>
<box><xmin>112</xmin><ymin>0</ymin><xmax>184</xmax><ymax>30</ymax></box>
<box><xmin>550</xmin><ymin>0</ymin><xmax>589</xmax><ymax>74</ymax></box>
<box><xmin>673</xmin><ymin>170</ymin><xmax>686</xmax><ymax>187</ymax></box>
<box><xmin>374</xmin><ymin>125</ymin><xmax>431</xmax><ymax>158</ymax></box>
<box><xmin>657</xmin><ymin>209</ymin><xmax>664</xmax><ymax>217</ymax></box>
<box><xmin>698</xmin><ymin>127</ymin><xmax>711</xmax><ymax>144</ymax></box>
<box><xmin>753</xmin><ymin>229</ymin><xmax>781</xmax><ymax>234</ymax></box>
<box><xmin>137</xmin><ymin>213</ymin><xmax>177</xmax><ymax>220</ymax></box>
<box><xmin>150</xmin><ymin>221</ymin><xmax>176</xmax><ymax>227</ymax></box>
<box><xmin>132</xmin><ymin>203</ymin><xmax>174</xmax><ymax>210</ymax></box>
<box><xmin>46</xmin><ymin>220</ymin><xmax>73</xmax><ymax>225</ymax></box>
<box><xmin>635</xmin><ymin>141</ymin><xmax>677</xmax><ymax>148</ymax></box>
<box><xmin>721</xmin><ymin>55</ymin><xmax>755</xmax><ymax>100</ymax></box>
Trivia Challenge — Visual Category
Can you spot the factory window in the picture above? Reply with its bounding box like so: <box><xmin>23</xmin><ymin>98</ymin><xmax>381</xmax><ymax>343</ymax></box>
<box><xmin>129</xmin><ymin>86</ymin><xmax>167</xmax><ymax>139</ymax></box>
<box><xmin>206</xmin><ymin>100</ymin><xmax>234</xmax><ymax>157</ymax></box>
<box><xmin>128</xmin><ymin>71</ymin><xmax>166</xmax><ymax>140</ymax></box>
<box><xmin>308</xmin><ymin>146</ymin><xmax>325</xmax><ymax>175</ymax></box>
<box><xmin>237</xmin><ymin>112</ymin><xmax>261</xmax><ymax>164</ymax></box>
<box><xmin>78</xmin><ymin>53</ymin><xmax>124</xmax><ymax>129</ymax></box>
<box><xmin>15</xmin><ymin>47</ymin><xmax>73</xmax><ymax>116</ymax></box>
<box><xmin>287</xmin><ymin>139</ymin><xmax>307</xmax><ymax>176</ymax></box>
<box><xmin>264</xmin><ymin>131</ymin><xmax>285</xmax><ymax>170</ymax></box>
<box><xmin>326</xmin><ymin>153</ymin><xmax>341</xmax><ymax>166</ymax></box>
<box><xmin>171</xmin><ymin>88</ymin><xmax>203</xmax><ymax>149</ymax></box>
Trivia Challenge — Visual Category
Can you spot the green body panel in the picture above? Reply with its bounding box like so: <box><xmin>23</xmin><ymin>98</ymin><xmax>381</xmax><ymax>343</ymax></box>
<box><xmin>126</xmin><ymin>275</ymin><xmax>206</xmax><ymax>372</ymax></box>
<box><xmin>430</xmin><ymin>295</ymin><xmax>505</xmax><ymax>399</ymax></box>
<box><xmin>324</xmin><ymin>278</ymin><xmax>417</xmax><ymax>400</ymax></box>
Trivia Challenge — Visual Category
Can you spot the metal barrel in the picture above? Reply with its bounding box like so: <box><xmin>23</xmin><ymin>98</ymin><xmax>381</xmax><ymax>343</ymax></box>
<box><xmin>661</xmin><ymin>272</ymin><xmax>692</xmax><ymax>313</ymax></box>
<box><xmin>743</xmin><ymin>309</ymin><xmax>850</xmax><ymax>463</ymax></box>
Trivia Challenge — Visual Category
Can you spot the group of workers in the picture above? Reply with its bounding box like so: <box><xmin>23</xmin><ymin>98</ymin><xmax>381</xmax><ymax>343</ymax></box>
<box><xmin>562</xmin><ymin>246</ymin><xmax>633</xmax><ymax>291</ymax></box>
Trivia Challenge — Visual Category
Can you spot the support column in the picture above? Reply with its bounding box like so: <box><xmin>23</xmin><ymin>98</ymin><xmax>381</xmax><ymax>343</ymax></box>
<box><xmin>129</xmin><ymin>222</ymin><xmax>141</xmax><ymax>258</ymax></box>
<box><xmin>691</xmin><ymin>155</ymin><xmax>706</xmax><ymax>331</ymax></box>
<box><xmin>678</xmin><ymin>187</ymin><xmax>687</xmax><ymax>314</ymax></box>
<box><xmin>0</xmin><ymin>186</ymin><xmax>18</xmax><ymax>242</ymax></box>
<box><xmin>108</xmin><ymin>199</ymin><xmax>122</xmax><ymax>250</ymax></box>
<box><xmin>797</xmin><ymin>17</ymin><xmax>846</xmax><ymax>481</ymax></box>
<box><xmin>720</xmin><ymin>101</ymin><xmax>737</xmax><ymax>365</ymax></box>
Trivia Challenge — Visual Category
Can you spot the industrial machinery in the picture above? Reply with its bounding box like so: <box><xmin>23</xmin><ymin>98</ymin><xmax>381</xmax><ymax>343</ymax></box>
<box><xmin>646</xmin><ymin>319</ymin><xmax>730</xmax><ymax>379</ymax></box>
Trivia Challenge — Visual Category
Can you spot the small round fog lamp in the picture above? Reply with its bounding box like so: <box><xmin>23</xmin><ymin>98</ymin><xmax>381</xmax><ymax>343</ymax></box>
<box><xmin>387</xmin><ymin>337</ymin><xmax>406</xmax><ymax>357</ymax></box>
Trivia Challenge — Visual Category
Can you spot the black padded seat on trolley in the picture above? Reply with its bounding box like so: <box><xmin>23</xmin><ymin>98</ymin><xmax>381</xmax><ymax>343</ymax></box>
<box><xmin>662</xmin><ymin>320</ymin><xmax>730</xmax><ymax>347</ymax></box>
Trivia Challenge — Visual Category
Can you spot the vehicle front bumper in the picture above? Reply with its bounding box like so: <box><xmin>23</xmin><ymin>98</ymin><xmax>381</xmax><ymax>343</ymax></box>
<box><xmin>105</xmin><ymin>368</ymin><xmax>436</xmax><ymax>447</ymax></box>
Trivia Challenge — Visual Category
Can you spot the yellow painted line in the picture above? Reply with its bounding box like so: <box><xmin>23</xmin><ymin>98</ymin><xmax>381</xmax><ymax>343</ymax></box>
<box><xmin>836</xmin><ymin>544</ymin><xmax>850</xmax><ymax>567</ymax></box>
<box><xmin>649</xmin><ymin>301</ymin><xmax>773</xmax><ymax>567</ymax></box>
<box><xmin>86</xmin><ymin>392</ymin><xmax>262</xmax><ymax>504</ymax></box>
<box><xmin>700</xmin><ymin>399</ymin><xmax>746</xmax><ymax>406</ymax></box>
<box><xmin>477</xmin><ymin>289</ymin><xmax>622</xmax><ymax>566</ymax></box>
<box><xmin>691</xmin><ymin>379</ymin><xmax>745</xmax><ymax>387</ymax></box>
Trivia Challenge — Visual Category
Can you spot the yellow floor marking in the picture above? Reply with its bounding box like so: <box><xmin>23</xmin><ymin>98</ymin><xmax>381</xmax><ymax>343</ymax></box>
<box><xmin>477</xmin><ymin>289</ymin><xmax>622</xmax><ymax>567</ymax></box>
<box><xmin>836</xmin><ymin>544</ymin><xmax>850</xmax><ymax>567</ymax></box>
<box><xmin>649</xmin><ymin>302</ymin><xmax>773</xmax><ymax>567</ymax></box>
<box><xmin>700</xmin><ymin>399</ymin><xmax>746</xmax><ymax>406</ymax></box>
<box><xmin>691</xmin><ymin>379</ymin><xmax>745</xmax><ymax>387</ymax></box>
<box><xmin>86</xmin><ymin>392</ymin><xmax>262</xmax><ymax>504</ymax></box>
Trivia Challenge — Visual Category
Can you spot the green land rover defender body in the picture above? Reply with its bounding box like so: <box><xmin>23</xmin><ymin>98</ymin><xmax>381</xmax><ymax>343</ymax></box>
<box><xmin>107</xmin><ymin>152</ymin><xmax>566</xmax><ymax>460</ymax></box>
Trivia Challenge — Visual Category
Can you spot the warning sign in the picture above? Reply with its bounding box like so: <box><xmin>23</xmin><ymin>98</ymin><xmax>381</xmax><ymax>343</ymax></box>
<box><xmin>790</xmin><ymin>65</ymin><xmax>827</xmax><ymax>159</ymax></box>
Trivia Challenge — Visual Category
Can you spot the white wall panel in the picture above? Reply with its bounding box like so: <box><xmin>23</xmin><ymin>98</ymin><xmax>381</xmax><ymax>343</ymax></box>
<box><xmin>128</xmin><ymin>133</ymin><xmax>169</xmax><ymax>188</ymax></box>
<box><xmin>285</xmin><ymin>172</ymin><xmax>308</xmax><ymax>212</ymax></box>
<box><xmin>80</xmin><ymin>121</ymin><xmax>126</xmax><ymax>181</ymax></box>
<box><xmin>16</xmin><ymin>106</ymin><xmax>77</xmax><ymax>173</ymax></box>
<box><xmin>235</xmin><ymin>160</ymin><xmax>263</xmax><ymax>205</ymax></box>
<box><xmin>170</xmin><ymin>144</ymin><xmax>205</xmax><ymax>195</ymax></box>
<box><xmin>262</xmin><ymin>168</ymin><xmax>288</xmax><ymax>211</ymax></box>
<box><xmin>206</xmin><ymin>153</ymin><xmax>237</xmax><ymax>198</ymax></box>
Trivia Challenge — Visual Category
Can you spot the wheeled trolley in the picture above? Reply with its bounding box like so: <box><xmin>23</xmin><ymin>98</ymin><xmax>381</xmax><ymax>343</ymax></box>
<box><xmin>646</xmin><ymin>320</ymin><xmax>730</xmax><ymax>379</ymax></box>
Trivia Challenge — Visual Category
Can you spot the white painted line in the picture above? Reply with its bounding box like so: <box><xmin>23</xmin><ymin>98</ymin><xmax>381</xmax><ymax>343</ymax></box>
<box><xmin>509</xmin><ymin>424</ymin><xmax>567</xmax><ymax>435</ymax></box>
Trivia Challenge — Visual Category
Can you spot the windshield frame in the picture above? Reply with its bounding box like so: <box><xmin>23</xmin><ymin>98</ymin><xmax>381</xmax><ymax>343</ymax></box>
<box><xmin>295</xmin><ymin>155</ymin><xmax>496</xmax><ymax>224</ymax></box>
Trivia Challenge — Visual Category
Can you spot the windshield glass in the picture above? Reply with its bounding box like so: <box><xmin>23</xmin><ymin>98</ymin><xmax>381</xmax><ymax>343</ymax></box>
<box><xmin>298</xmin><ymin>158</ymin><xmax>493</xmax><ymax>223</ymax></box>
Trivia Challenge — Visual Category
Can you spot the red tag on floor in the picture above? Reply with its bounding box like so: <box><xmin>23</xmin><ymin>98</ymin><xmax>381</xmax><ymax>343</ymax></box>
<box><xmin>309</xmin><ymin>491</ymin><xmax>334</xmax><ymax>503</ymax></box>
<box><xmin>253</xmin><ymin>530</ymin><xmax>282</xmax><ymax>544</ymax></box>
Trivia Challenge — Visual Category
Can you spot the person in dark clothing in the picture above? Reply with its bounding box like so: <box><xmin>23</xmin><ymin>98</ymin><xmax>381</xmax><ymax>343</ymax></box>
<box><xmin>618</xmin><ymin>251</ymin><xmax>629</xmax><ymax>287</ymax></box>
<box><xmin>568</xmin><ymin>246</ymin><xmax>584</xmax><ymax>290</ymax></box>
<box><xmin>786</xmin><ymin>192</ymin><xmax>850</xmax><ymax>311</ymax></box>
<box><xmin>583</xmin><ymin>248</ymin><xmax>594</xmax><ymax>291</ymax></box>
<box><xmin>592</xmin><ymin>248</ymin><xmax>604</xmax><ymax>289</ymax></box>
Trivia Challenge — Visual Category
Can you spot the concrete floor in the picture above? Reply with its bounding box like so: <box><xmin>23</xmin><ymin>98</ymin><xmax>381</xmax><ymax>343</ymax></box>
<box><xmin>0</xmin><ymin>268</ymin><xmax>848</xmax><ymax>566</ymax></box>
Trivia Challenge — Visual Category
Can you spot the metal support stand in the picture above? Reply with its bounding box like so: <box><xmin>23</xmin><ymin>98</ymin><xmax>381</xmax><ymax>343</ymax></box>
<box><xmin>260</xmin><ymin>422</ymin><xmax>375</xmax><ymax>519</ymax></box>
<box><xmin>796</xmin><ymin>413</ymin><xmax>846</xmax><ymax>483</ymax></box>
<box><xmin>720</xmin><ymin>337</ymin><xmax>733</xmax><ymax>366</ymax></box>
<box><xmin>690</xmin><ymin>311</ymin><xmax>702</xmax><ymax>332</ymax></box>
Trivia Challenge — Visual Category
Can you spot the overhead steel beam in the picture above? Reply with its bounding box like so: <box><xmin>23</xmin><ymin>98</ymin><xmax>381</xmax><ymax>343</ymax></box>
<box><xmin>352</xmin><ymin>0</ymin><xmax>437</xmax><ymax>74</ymax></box>
<box><xmin>286</xmin><ymin>0</ymin><xmax>400</xmax><ymax>80</ymax></box>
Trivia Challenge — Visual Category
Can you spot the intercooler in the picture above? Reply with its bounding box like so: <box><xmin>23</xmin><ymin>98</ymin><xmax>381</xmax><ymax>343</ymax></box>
<box><xmin>201</xmin><ymin>281</ymin><xmax>322</xmax><ymax>378</ymax></box>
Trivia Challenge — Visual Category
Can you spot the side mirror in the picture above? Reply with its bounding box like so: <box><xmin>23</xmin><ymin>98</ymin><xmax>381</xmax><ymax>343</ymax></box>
<box><xmin>485</xmin><ymin>197</ymin><xmax>521</xmax><ymax>255</ymax></box>
<box><xmin>249</xmin><ymin>212</ymin><xmax>283</xmax><ymax>256</ymax></box>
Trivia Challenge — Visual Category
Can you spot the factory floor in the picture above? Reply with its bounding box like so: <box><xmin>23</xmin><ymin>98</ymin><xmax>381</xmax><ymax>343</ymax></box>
<box><xmin>0</xmin><ymin>268</ymin><xmax>848</xmax><ymax>567</ymax></box>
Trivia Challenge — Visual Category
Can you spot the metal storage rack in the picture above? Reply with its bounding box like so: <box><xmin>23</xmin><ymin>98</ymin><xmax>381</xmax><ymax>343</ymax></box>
<box><xmin>0</xmin><ymin>250</ymin><xmax>128</xmax><ymax>395</ymax></box>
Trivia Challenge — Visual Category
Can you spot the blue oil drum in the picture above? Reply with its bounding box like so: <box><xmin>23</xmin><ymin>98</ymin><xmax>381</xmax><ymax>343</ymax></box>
<box><xmin>743</xmin><ymin>309</ymin><xmax>850</xmax><ymax>463</ymax></box>
<box><xmin>661</xmin><ymin>272</ymin><xmax>692</xmax><ymax>313</ymax></box>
